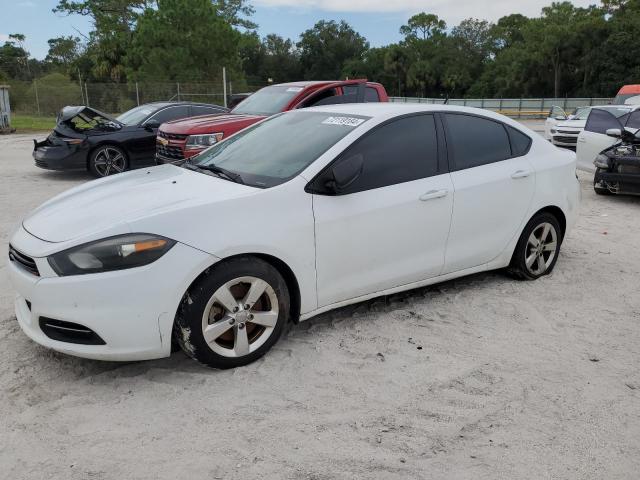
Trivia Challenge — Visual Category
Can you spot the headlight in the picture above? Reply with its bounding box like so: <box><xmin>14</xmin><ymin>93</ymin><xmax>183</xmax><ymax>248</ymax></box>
<box><xmin>185</xmin><ymin>133</ymin><xmax>223</xmax><ymax>150</ymax></box>
<box><xmin>48</xmin><ymin>234</ymin><xmax>176</xmax><ymax>276</ymax></box>
<box><xmin>550</xmin><ymin>129</ymin><xmax>557</xmax><ymax>134</ymax></box>
<box><xmin>594</xmin><ymin>154</ymin><xmax>610</xmax><ymax>169</ymax></box>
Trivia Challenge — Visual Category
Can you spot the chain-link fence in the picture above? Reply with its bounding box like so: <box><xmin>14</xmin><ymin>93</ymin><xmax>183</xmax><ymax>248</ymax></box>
<box><xmin>6</xmin><ymin>78</ymin><xmax>268</xmax><ymax>116</ymax></box>
<box><xmin>5</xmin><ymin>78</ymin><xmax>617</xmax><ymax>119</ymax></box>
<box><xmin>389</xmin><ymin>97</ymin><xmax>614</xmax><ymax>118</ymax></box>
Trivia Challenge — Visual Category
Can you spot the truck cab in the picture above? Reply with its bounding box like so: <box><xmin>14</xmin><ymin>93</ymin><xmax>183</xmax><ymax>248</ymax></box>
<box><xmin>156</xmin><ymin>80</ymin><xmax>388</xmax><ymax>164</ymax></box>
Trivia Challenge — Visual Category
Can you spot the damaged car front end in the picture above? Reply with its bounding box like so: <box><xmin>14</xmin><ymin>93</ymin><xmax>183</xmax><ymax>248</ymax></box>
<box><xmin>33</xmin><ymin>106</ymin><xmax>122</xmax><ymax>171</ymax></box>
<box><xmin>594</xmin><ymin>128</ymin><xmax>640</xmax><ymax>196</ymax></box>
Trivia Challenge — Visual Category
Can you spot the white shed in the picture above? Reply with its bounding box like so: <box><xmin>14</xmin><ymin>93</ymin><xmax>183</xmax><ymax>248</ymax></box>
<box><xmin>0</xmin><ymin>85</ymin><xmax>11</xmax><ymax>132</ymax></box>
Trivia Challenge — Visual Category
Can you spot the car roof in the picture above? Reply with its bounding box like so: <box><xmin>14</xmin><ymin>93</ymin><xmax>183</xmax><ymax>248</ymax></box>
<box><xmin>146</xmin><ymin>101</ymin><xmax>223</xmax><ymax>109</ymax></box>
<box><xmin>302</xmin><ymin>103</ymin><xmax>523</xmax><ymax>123</ymax></box>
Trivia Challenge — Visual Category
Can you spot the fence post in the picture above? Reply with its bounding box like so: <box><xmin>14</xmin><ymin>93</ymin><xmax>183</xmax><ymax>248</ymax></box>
<box><xmin>563</xmin><ymin>96</ymin><xmax>568</xmax><ymax>111</ymax></box>
<box><xmin>177</xmin><ymin>83</ymin><xmax>181</xmax><ymax>102</ymax></box>
<box><xmin>540</xmin><ymin>97</ymin><xmax>545</xmax><ymax>114</ymax></box>
<box><xmin>518</xmin><ymin>98</ymin><xmax>522</xmax><ymax>119</ymax></box>
<box><xmin>85</xmin><ymin>82</ymin><xmax>89</xmax><ymax>107</ymax></box>
<box><xmin>136</xmin><ymin>82</ymin><xmax>140</xmax><ymax>106</ymax></box>
<box><xmin>33</xmin><ymin>79</ymin><xmax>40</xmax><ymax>116</ymax></box>
<box><xmin>499</xmin><ymin>98</ymin><xmax>503</xmax><ymax>111</ymax></box>
<box><xmin>222</xmin><ymin>67</ymin><xmax>227</xmax><ymax>108</ymax></box>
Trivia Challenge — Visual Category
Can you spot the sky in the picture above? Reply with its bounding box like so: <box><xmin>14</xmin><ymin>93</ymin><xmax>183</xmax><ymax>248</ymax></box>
<box><xmin>2</xmin><ymin>0</ymin><xmax>596</xmax><ymax>59</ymax></box>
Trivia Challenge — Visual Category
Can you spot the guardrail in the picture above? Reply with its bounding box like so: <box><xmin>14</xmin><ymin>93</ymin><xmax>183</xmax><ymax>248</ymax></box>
<box><xmin>388</xmin><ymin>97</ymin><xmax>614</xmax><ymax>118</ymax></box>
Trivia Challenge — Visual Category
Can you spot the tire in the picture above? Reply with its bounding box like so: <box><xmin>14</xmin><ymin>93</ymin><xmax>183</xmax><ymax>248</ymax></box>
<box><xmin>174</xmin><ymin>257</ymin><xmax>290</xmax><ymax>369</ymax></box>
<box><xmin>508</xmin><ymin>212</ymin><xmax>562</xmax><ymax>280</ymax></box>
<box><xmin>88</xmin><ymin>145</ymin><xmax>128</xmax><ymax>177</ymax></box>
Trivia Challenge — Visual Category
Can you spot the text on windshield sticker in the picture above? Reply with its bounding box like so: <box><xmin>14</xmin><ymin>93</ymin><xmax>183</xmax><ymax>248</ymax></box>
<box><xmin>322</xmin><ymin>116</ymin><xmax>365</xmax><ymax>127</ymax></box>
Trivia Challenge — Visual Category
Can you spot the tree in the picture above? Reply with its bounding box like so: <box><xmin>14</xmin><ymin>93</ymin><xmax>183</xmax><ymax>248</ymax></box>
<box><xmin>297</xmin><ymin>20</ymin><xmax>368</xmax><ymax>80</ymax></box>
<box><xmin>0</xmin><ymin>34</ymin><xmax>32</xmax><ymax>79</ymax></box>
<box><xmin>53</xmin><ymin>0</ymin><xmax>151</xmax><ymax>81</ymax></box>
<box><xmin>400</xmin><ymin>13</ymin><xmax>446</xmax><ymax>40</ymax></box>
<box><xmin>126</xmin><ymin>0</ymin><xmax>241</xmax><ymax>82</ymax></box>
<box><xmin>46</xmin><ymin>36</ymin><xmax>83</xmax><ymax>72</ymax></box>
<box><xmin>213</xmin><ymin>0</ymin><xmax>257</xmax><ymax>30</ymax></box>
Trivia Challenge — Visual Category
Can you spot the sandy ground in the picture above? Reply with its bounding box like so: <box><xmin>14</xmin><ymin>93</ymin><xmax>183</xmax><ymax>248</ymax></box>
<box><xmin>1</xmin><ymin>125</ymin><xmax>639</xmax><ymax>480</ymax></box>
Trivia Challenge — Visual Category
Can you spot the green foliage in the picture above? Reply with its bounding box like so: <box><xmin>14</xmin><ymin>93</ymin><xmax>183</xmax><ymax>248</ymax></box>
<box><xmin>4</xmin><ymin>0</ymin><xmax>640</xmax><ymax>102</ymax></box>
<box><xmin>298</xmin><ymin>20</ymin><xmax>369</xmax><ymax>80</ymax></box>
<box><xmin>125</xmin><ymin>0</ymin><xmax>241</xmax><ymax>82</ymax></box>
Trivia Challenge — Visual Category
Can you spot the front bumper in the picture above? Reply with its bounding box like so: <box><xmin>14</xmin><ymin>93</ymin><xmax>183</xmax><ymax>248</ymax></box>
<box><xmin>551</xmin><ymin>133</ymin><xmax>579</xmax><ymax>148</ymax></box>
<box><xmin>595</xmin><ymin>167</ymin><xmax>640</xmax><ymax>195</ymax></box>
<box><xmin>7</xmin><ymin>228</ymin><xmax>217</xmax><ymax>361</ymax></box>
<box><xmin>33</xmin><ymin>142</ymin><xmax>87</xmax><ymax>171</ymax></box>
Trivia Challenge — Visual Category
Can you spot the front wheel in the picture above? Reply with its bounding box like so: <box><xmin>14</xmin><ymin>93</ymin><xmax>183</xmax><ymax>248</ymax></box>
<box><xmin>89</xmin><ymin>145</ymin><xmax>128</xmax><ymax>177</ymax></box>
<box><xmin>174</xmin><ymin>257</ymin><xmax>290</xmax><ymax>369</ymax></box>
<box><xmin>509</xmin><ymin>213</ymin><xmax>562</xmax><ymax>280</ymax></box>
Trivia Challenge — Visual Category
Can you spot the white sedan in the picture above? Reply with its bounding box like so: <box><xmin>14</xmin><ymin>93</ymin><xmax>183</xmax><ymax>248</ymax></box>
<box><xmin>7</xmin><ymin>104</ymin><xmax>580</xmax><ymax>368</ymax></box>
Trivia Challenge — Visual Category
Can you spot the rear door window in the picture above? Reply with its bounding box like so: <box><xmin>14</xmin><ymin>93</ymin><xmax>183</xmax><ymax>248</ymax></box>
<box><xmin>191</xmin><ymin>105</ymin><xmax>223</xmax><ymax>116</ymax></box>
<box><xmin>365</xmin><ymin>87</ymin><xmax>380</xmax><ymax>102</ymax></box>
<box><xmin>444</xmin><ymin>114</ymin><xmax>512</xmax><ymax>170</ymax></box>
<box><xmin>584</xmin><ymin>109</ymin><xmax>623</xmax><ymax>134</ymax></box>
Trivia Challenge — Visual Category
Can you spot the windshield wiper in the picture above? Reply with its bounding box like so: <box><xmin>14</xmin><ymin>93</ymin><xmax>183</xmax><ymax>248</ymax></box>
<box><xmin>184</xmin><ymin>161</ymin><xmax>244</xmax><ymax>184</ymax></box>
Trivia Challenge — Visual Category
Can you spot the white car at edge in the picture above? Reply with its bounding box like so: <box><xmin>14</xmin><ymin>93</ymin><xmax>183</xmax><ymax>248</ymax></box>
<box><xmin>7</xmin><ymin>104</ymin><xmax>580</xmax><ymax>369</ymax></box>
<box><xmin>576</xmin><ymin>104</ymin><xmax>640</xmax><ymax>172</ymax></box>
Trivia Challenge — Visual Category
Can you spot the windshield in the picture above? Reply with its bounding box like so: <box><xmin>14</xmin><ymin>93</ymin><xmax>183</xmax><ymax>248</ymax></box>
<box><xmin>116</xmin><ymin>105</ymin><xmax>157</xmax><ymax>125</ymax></box>
<box><xmin>191</xmin><ymin>111</ymin><xmax>370</xmax><ymax>188</ymax></box>
<box><xmin>572</xmin><ymin>107</ymin><xmax>591</xmax><ymax>120</ymax></box>
<box><xmin>614</xmin><ymin>93</ymin><xmax>640</xmax><ymax>105</ymax></box>
<box><xmin>231</xmin><ymin>85</ymin><xmax>305</xmax><ymax>116</ymax></box>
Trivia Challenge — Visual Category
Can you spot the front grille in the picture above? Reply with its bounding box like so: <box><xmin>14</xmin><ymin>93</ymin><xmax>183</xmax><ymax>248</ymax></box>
<box><xmin>554</xmin><ymin>136</ymin><xmax>578</xmax><ymax>144</ymax></box>
<box><xmin>8</xmin><ymin>245</ymin><xmax>40</xmax><ymax>276</ymax></box>
<box><xmin>39</xmin><ymin>317</ymin><xmax>106</xmax><ymax>345</ymax></box>
<box><xmin>158</xmin><ymin>131</ymin><xmax>188</xmax><ymax>141</ymax></box>
<box><xmin>35</xmin><ymin>159</ymin><xmax>49</xmax><ymax>168</ymax></box>
<box><xmin>156</xmin><ymin>143</ymin><xmax>185</xmax><ymax>160</ymax></box>
<box><xmin>618</xmin><ymin>164</ymin><xmax>640</xmax><ymax>174</ymax></box>
<box><xmin>557</xmin><ymin>130</ymin><xmax>579</xmax><ymax>135</ymax></box>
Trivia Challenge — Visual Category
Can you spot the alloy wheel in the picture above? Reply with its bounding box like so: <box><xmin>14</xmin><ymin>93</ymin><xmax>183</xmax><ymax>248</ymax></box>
<box><xmin>201</xmin><ymin>276</ymin><xmax>279</xmax><ymax>358</ymax></box>
<box><xmin>93</xmin><ymin>147</ymin><xmax>126</xmax><ymax>176</ymax></box>
<box><xmin>524</xmin><ymin>222</ymin><xmax>558</xmax><ymax>276</ymax></box>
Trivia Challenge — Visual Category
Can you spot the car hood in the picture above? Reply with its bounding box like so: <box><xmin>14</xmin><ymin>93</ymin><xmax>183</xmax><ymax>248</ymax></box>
<box><xmin>556</xmin><ymin>119</ymin><xmax>586</xmax><ymax>130</ymax></box>
<box><xmin>160</xmin><ymin>113</ymin><xmax>265</xmax><ymax>135</ymax></box>
<box><xmin>22</xmin><ymin>165</ymin><xmax>257</xmax><ymax>243</ymax></box>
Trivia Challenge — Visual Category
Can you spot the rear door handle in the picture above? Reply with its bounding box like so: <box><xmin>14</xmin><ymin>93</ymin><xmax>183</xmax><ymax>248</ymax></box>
<box><xmin>419</xmin><ymin>189</ymin><xmax>448</xmax><ymax>201</ymax></box>
<box><xmin>511</xmin><ymin>170</ymin><xmax>531</xmax><ymax>179</ymax></box>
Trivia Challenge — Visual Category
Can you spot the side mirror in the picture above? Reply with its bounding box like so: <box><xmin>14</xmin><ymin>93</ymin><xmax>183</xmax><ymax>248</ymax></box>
<box><xmin>324</xmin><ymin>154</ymin><xmax>364</xmax><ymax>194</ymax></box>
<box><xmin>144</xmin><ymin>119</ymin><xmax>161</xmax><ymax>130</ymax></box>
<box><xmin>606</xmin><ymin>128</ymin><xmax>622</xmax><ymax>138</ymax></box>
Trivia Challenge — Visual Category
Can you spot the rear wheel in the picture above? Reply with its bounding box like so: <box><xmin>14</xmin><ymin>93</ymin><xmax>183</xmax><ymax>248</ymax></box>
<box><xmin>174</xmin><ymin>257</ymin><xmax>290</xmax><ymax>369</ymax></box>
<box><xmin>509</xmin><ymin>213</ymin><xmax>562</xmax><ymax>280</ymax></box>
<box><xmin>89</xmin><ymin>145</ymin><xmax>128</xmax><ymax>177</ymax></box>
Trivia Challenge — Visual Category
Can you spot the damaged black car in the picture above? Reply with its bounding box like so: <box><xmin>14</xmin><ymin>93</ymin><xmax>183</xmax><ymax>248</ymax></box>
<box><xmin>33</xmin><ymin>102</ymin><xmax>227</xmax><ymax>177</ymax></box>
<box><xmin>594</xmin><ymin>127</ymin><xmax>640</xmax><ymax>196</ymax></box>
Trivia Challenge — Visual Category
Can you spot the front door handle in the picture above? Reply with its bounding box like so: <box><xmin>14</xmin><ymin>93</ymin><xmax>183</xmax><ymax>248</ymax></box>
<box><xmin>419</xmin><ymin>189</ymin><xmax>448</xmax><ymax>201</ymax></box>
<box><xmin>511</xmin><ymin>170</ymin><xmax>531</xmax><ymax>179</ymax></box>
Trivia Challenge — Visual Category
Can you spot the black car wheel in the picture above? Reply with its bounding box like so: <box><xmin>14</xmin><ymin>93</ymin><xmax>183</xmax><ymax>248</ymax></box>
<box><xmin>508</xmin><ymin>212</ymin><xmax>562</xmax><ymax>280</ymax></box>
<box><xmin>89</xmin><ymin>145</ymin><xmax>128</xmax><ymax>177</ymax></box>
<box><xmin>174</xmin><ymin>257</ymin><xmax>291</xmax><ymax>369</ymax></box>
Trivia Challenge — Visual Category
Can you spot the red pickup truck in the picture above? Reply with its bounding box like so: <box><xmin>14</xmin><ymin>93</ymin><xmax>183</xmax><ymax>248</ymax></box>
<box><xmin>156</xmin><ymin>79</ymin><xmax>388</xmax><ymax>163</ymax></box>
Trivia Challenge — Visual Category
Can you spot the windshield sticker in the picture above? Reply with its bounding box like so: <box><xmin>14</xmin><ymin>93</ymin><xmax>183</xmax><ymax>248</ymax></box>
<box><xmin>322</xmin><ymin>116</ymin><xmax>366</xmax><ymax>127</ymax></box>
<box><xmin>286</xmin><ymin>87</ymin><xmax>304</xmax><ymax>92</ymax></box>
